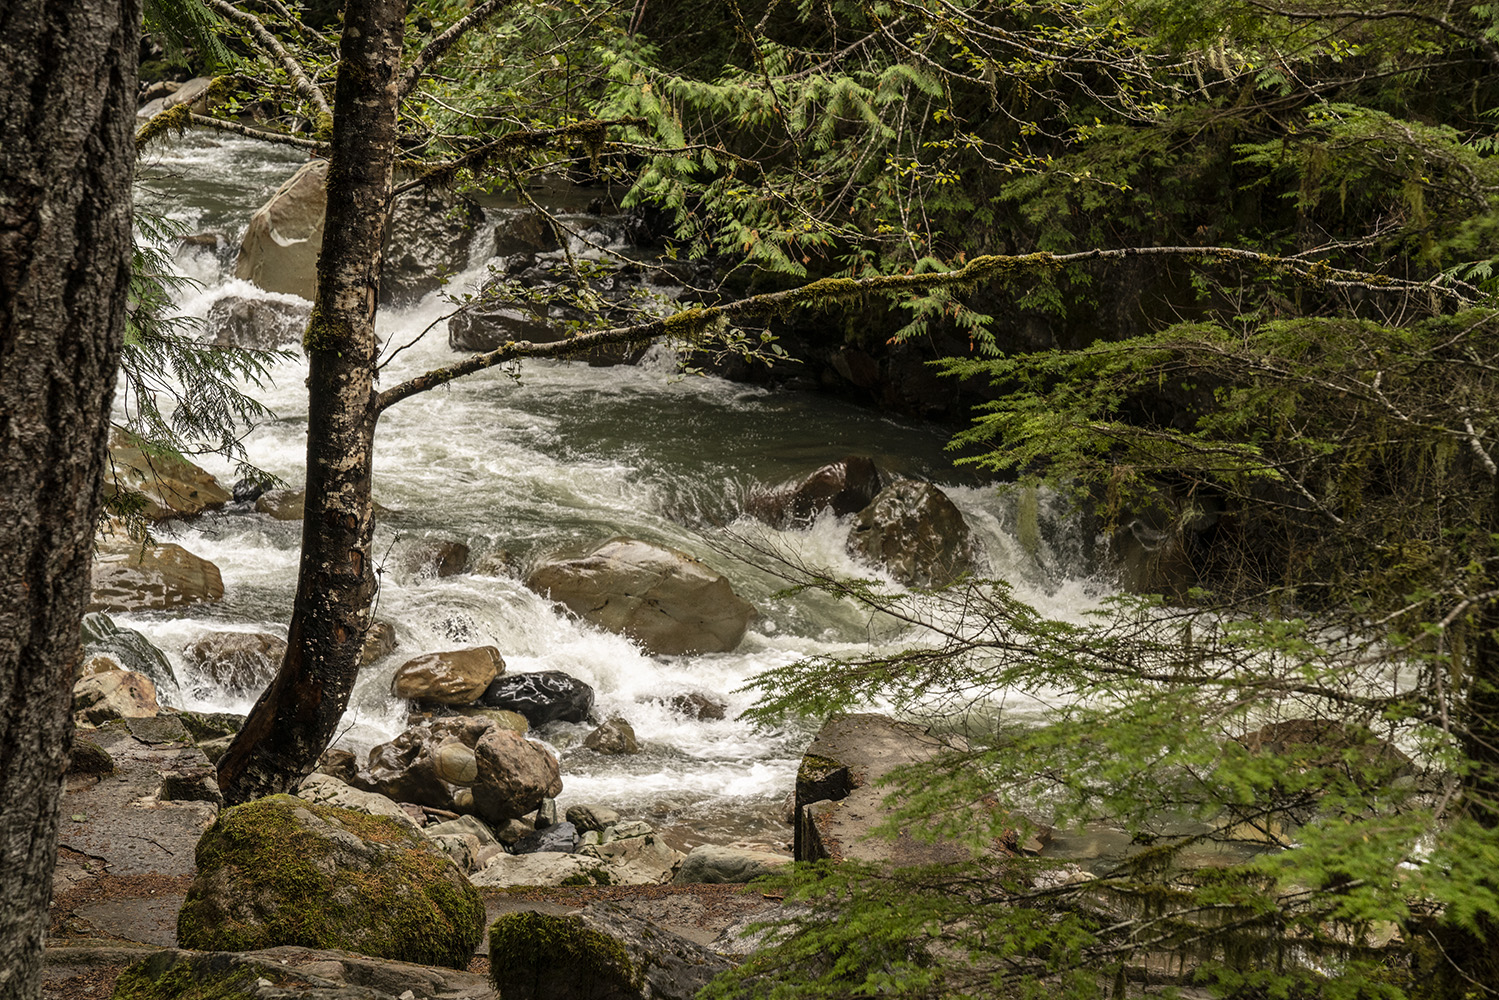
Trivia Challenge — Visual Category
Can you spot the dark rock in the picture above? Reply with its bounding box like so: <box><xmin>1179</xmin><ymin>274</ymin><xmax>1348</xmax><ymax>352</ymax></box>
<box><xmin>846</xmin><ymin>479</ymin><xmax>979</xmax><ymax>588</ymax></box>
<box><xmin>360</xmin><ymin>620</ymin><xmax>399</xmax><ymax>666</ymax></box>
<box><xmin>583</xmin><ymin>717</ymin><xmax>640</xmax><ymax>755</ymax></box>
<box><xmin>381</xmin><ymin>188</ymin><xmax>483</xmax><ymax>306</ymax></box>
<box><xmin>171</xmin><ymin>710</ymin><xmax>245</xmax><ymax>743</ymax></box>
<box><xmin>178</xmin><ymin>795</ymin><xmax>483</xmax><ymax>968</ymax></box>
<box><xmin>316</xmin><ymin>747</ymin><xmax>360</xmax><ymax>784</ymax></box>
<box><xmin>491</xmin><ymin>211</ymin><xmax>563</xmax><ymax>256</ymax></box>
<box><xmin>158</xmin><ymin>752</ymin><xmax>223</xmax><ymax>804</ymax></box>
<box><xmin>512</xmin><ymin>820</ymin><xmax>579</xmax><ymax>855</ymax></box>
<box><xmin>80</xmin><ymin>612</ymin><xmax>178</xmax><ymax>703</ymax></box>
<box><xmin>748</xmin><ymin>456</ymin><xmax>884</xmax><ymax>528</ymax></box>
<box><xmin>399</xmin><ymin>537</ymin><xmax>471</xmax><ymax>579</ymax></box>
<box><xmin>565</xmin><ymin>804</ymin><xmax>620</xmax><ymax>833</ymax></box>
<box><xmin>489</xmin><ymin>904</ymin><xmax>732</xmax><ymax>1000</ymax></box>
<box><xmin>478</xmin><ymin>670</ymin><xmax>595</xmax><ymax>726</ymax></box>
<box><xmin>471</xmin><ymin>728</ymin><xmax>563</xmax><ymax>826</ymax></box>
<box><xmin>231</xmin><ymin>476</ymin><xmax>272</xmax><ymax>503</ymax></box>
<box><xmin>67</xmin><ymin>736</ymin><xmax>115</xmax><ymax>775</ymax></box>
<box><xmin>525</xmin><ymin>538</ymin><xmax>756</xmax><ymax>655</ymax></box>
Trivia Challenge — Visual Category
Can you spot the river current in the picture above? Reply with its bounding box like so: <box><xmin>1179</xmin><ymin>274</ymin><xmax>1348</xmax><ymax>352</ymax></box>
<box><xmin>127</xmin><ymin>133</ymin><xmax>1106</xmax><ymax>845</ymax></box>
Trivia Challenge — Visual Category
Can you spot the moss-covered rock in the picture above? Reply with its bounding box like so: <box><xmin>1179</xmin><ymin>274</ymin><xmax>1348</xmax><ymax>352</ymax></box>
<box><xmin>489</xmin><ymin>905</ymin><xmax>730</xmax><ymax>1000</ymax></box>
<box><xmin>177</xmin><ymin>794</ymin><xmax>482</xmax><ymax>969</ymax></box>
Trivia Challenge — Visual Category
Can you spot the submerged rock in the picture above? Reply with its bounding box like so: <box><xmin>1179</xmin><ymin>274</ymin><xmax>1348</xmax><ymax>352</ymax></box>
<box><xmin>846</xmin><ymin>479</ymin><xmax>978</xmax><ymax>588</ymax></box>
<box><xmin>748</xmin><ymin>455</ymin><xmax>884</xmax><ymax>528</ymax></box>
<box><xmin>178</xmin><ymin>794</ymin><xmax>483</xmax><ymax>969</ymax></box>
<box><xmin>526</xmin><ymin>538</ymin><xmax>756</xmax><ymax>655</ymax></box>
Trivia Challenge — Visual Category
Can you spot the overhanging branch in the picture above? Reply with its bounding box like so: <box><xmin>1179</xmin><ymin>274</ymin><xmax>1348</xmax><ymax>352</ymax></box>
<box><xmin>375</xmin><ymin>245</ymin><xmax>1475</xmax><ymax>414</ymax></box>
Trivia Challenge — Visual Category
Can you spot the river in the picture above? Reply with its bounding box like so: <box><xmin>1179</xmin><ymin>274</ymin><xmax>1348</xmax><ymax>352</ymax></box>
<box><xmin>126</xmin><ymin>132</ymin><xmax>1106</xmax><ymax>847</ymax></box>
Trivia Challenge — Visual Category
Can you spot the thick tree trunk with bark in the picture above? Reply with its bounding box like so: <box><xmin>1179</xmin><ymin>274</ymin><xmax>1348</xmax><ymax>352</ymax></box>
<box><xmin>0</xmin><ymin>0</ymin><xmax>138</xmax><ymax>994</ymax></box>
<box><xmin>218</xmin><ymin>0</ymin><xmax>408</xmax><ymax>805</ymax></box>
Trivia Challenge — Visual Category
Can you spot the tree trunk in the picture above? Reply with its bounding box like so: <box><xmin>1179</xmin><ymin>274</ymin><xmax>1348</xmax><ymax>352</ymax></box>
<box><xmin>0</xmin><ymin>0</ymin><xmax>138</xmax><ymax>994</ymax></box>
<box><xmin>218</xmin><ymin>0</ymin><xmax>408</xmax><ymax>805</ymax></box>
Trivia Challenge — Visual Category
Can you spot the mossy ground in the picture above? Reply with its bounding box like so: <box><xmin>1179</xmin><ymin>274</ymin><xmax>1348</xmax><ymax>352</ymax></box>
<box><xmin>177</xmin><ymin>794</ymin><xmax>482</xmax><ymax>969</ymax></box>
<box><xmin>489</xmin><ymin>911</ymin><xmax>642</xmax><ymax>1000</ymax></box>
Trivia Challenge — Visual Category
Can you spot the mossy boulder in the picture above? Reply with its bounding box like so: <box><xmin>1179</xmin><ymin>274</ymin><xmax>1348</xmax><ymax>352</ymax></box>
<box><xmin>489</xmin><ymin>905</ymin><xmax>731</xmax><ymax>1000</ymax></box>
<box><xmin>177</xmin><ymin>794</ymin><xmax>483</xmax><ymax>968</ymax></box>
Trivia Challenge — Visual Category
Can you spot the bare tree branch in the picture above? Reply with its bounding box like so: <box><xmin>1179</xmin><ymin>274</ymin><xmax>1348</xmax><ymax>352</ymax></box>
<box><xmin>204</xmin><ymin>0</ymin><xmax>332</xmax><ymax>118</ymax></box>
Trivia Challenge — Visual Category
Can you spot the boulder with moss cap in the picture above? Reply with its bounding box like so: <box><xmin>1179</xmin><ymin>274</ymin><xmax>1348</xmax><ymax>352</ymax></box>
<box><xmin>177</xmin><ymin>794</ymin><xmax>483</xmax><ymax>968</ymax></box>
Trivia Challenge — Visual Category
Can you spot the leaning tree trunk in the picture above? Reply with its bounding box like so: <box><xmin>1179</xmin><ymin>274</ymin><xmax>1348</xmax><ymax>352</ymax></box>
<box><xmin>217</xmin><ymin>0</ymin><xmax>408</xmax><ymax>805</ymax></box>
<box><xmin>0</xmin><ymin>0</ymin><xmax>138</xmax><ymax>994</ymax></box>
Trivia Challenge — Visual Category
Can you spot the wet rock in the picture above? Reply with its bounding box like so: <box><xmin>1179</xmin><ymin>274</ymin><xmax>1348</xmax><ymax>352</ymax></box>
<box><xmin>526</xmin><ymin>538</ymin><xmax>756</xmax><ymax>655</ymax></box>
<box><xmin>89</xmin><ymin>540</ymin><xmax>224</xmax><ymax>613</ymax></box>
<box><xmin>583</xmin><ymin>717</ymin><xmax>640</xmax><ymax>754</ymax></box>
<box><xmin>672</xmin><ymin>844</ymin><xmax>790</xmax><ymax>884</ymax></box>
<box><xmin>471</xmin><ymin>727</ymin><xmax>563</xmax><ymax>826</ymax></box>
<box><xmin>73</xmin><ymin>671</ymin><xmax>160</xmax><ymax>726</ymax></box>
<box><xmin>398</xmin><ymin>537</ymin><xmax>471</xmax><ymax>579</ymax></box>
<box><xmin>315</xmin><ymin>747</ymin><xmax>360</xmax><ymax>784</ymax></box>
<box><xmin>390</xmin><ymin>645</ymin><xmax>505</xmax><ymax>704</ymax></box>
<box><xmin>489</xmin><ymin>904</ymin><xmax>731</xmax><ymax>1000</ymax></box>
<box><xmin>846</xmin><ymin>479</ymin><xmax>978</xmax><ymax>588</ymax></box>
<box><xmin>81</xmin><ymin>612</ymin><xmax>179</xmax><ymax>704</ymax></box>
<box><xmin>477</xmin><ymin>670</ymin><xmax>594</xmax><ymax>726</ymax></box>
<box><xmin>178</xmin><ymin>794</ymin><xmax>483</xmax><ymax>968</ymax></box>
<box><xmin>452</xmin><ymin>706</ymin><xmax>530</xmax><ymax>732</ymax></box>
<box><xmin>231</xmin><ymin>476</ymin><xmax>271</xmax><ymax>503</ymax></box>
<box><xmin>206</xmin><ymin>293</ymin><xmax>310</xmax><ymax>351</ymax></box>
<box><xmin>661</xmin><ymin>692</ymin><xmax>726</xmax><ymax>721</ymax></box>
<box><xmin>354</xmin><ymin>715</ymin><xmax>495</xmax><ymax>811</ymax></box>
<box><xmin>254</xmin><ymin>488</ymin><xmax>307</xmax><ymax>520</ymax></box>
<box><xmin>181</xmin><ymin>630</ymin><xmax>286</xmax><ymax>697</ymax></box>
<box><xmin>491</xmin><ymin>210</ymin><xmax>562</xmax><ymax>256</ymax></box>
<box><xmin>512</xmin><ymin>820</ymin><xmax>579</xmax><ymax>855</ymax></box>
<box><xmin>235</xmin><ymin>159</ymin><xmax>328</xmax><ymax>300</ymax></box>
<box><xmin>360</xmin><ymin>620</ymin><xmax>399</xmax><ymax>666</ymax></box>
<box><xmin>381</xmin><ymin>187</ymin><xmax>483</xmax><ymax>306</ymax></box>
<box><xmin>104</xmin><ymin>427</ymin><xmax>231</xmax><ymax>521</ymax></box>
<box><xmin>565</xmin><ymin>804</ymin><xmax>620</xmax><ymax>833</ymax></box>
<box><xmin>748</xmin><ymin>455</ymin><xmax>884</xmax><ymax>528</ymax></box>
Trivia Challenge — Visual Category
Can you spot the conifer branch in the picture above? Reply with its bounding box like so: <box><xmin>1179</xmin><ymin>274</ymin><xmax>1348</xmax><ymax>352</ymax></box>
<box><xmin>203</xmin><ymin>0</ymin><xmax>331</xmax><ymax>118</ymax></box>
<box><xmin>399</xmin><ymin>0</ymin><xmax>518</xmax><ymax>100</ymax></box>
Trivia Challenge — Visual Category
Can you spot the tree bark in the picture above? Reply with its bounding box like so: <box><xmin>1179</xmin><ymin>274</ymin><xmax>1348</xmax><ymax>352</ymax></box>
<box><xmin>0</xmin><ymin>0</ymin><xmax>138</xmax><ymax>994</ymax></box>
<box><xmin>218</xmin><ymin>0</ymin><xmax>408</xmax><ymax>805</ymax></box>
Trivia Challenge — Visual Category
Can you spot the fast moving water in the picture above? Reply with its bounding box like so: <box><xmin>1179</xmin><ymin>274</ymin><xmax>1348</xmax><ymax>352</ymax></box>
<box><xmin>128</xmin><ymin>133</ymin><xmax>1106</xmax><ymax>845</ymax></box>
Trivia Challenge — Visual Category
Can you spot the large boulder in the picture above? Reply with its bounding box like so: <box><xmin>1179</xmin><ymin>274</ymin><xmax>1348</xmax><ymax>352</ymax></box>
<box><xmin>235</xmin><ymin>159</ymin><xmax>328</xmax><ymax>300</ymax></box>
<box><xmin>80</xmin><ymin>612</ymin><xmax>179</xmax><ymax>703</ymax></box>
<box><xmin>846</xmin><ymin>480</ymin><xmax>978</xmax><ymax>588</ymax></box>
<box><xmin>489</xmin><ymin>905</ymin><xmax>732</xmax><ymax>1000</ymax></box>
<box><xmin>390</xmin><ymin>646</ymin><xmax>505</xmax><ymax>704</ymax></box>
<box><xmin>478</xmin><ymin>670</ymin><xmax>594</xmax><ymax>726</ymax></box>
<box><xmin>471</xmin><ymin>727</ymin><xmax>563</xmax><ymax>825</ymax></box>
<box><xmin>104</xmin><ymin>427</ymin><xmax>232</xmax><ymax>521</ymax></box>
<box><xmin>181</xmin><ymin>630</ymin><xmax>286</xmax><ymax>697</ymax></box>
<box><xmin>794</xmin><ymin>713</ymin><xmax>983</xmax><ymax>866</ymax></box>
<box><xmin>177</xmin><ymin>794</ymin><xmax>483</xmax><ymax>968</ymax></box>
<box><xmin>526</xmin><ymin>538</ymin><xmax>756</xmax><ymax>655</ymax></box>
<box><xmin>748</xmin><ymin>456</ymin><xmax>885</xmax><ymax>528</ymax></box>
<box><xmin>353</xmin><ymin>715</ymin><xmax>495</xmax><ymax>811</ymax></box>
<box><xmin>89</xmin><ymin>540</ymin><xmax>225</xmax><ymax>613</ymax></box>
<box><xmin>672</xmin><ymin>844</ymin><xmax>790</xmax><ymax>884</ymax></box>
<box><xmin>205</xmin><ymin>293</ymin><xmax>311</xmax><ymax>351</ymax></box>
<box><xmin>296</xmin><ymin>773</ymin><xmax>421</xmax><ymax>830</ymax></box>
<box><xmin>381</xmin><ymin>188</ymin><xmax>484</xmax><ymax>306</ymax></box>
